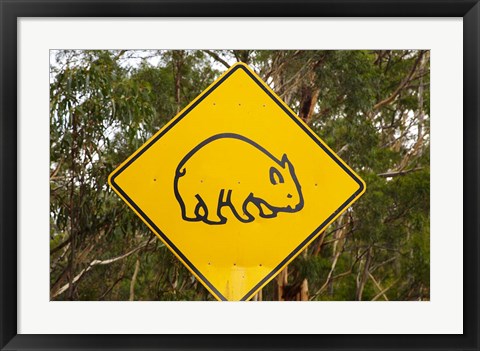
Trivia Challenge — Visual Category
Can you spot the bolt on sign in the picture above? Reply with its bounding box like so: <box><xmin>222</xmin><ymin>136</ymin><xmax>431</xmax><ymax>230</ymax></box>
<box><xmin>108</xmin><ymin>62</ymin><xmax>366</xmax><ymax>301</ymax></box>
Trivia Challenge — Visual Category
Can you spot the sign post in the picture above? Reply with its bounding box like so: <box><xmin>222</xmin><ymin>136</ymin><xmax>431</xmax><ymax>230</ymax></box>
<box><xmin>109</xmin><ymin>63</ymin><xmax>366</xmax><ymax>301</ymax></box>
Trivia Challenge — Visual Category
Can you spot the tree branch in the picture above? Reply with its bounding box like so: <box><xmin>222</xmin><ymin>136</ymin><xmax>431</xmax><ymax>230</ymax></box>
<box><xmin>368</xmin><ymin>272</ymin><xmax>388</xmax><ymax>301</ymax></box>
<box><xmin>203</xmin><ymin>50</ymin><xmax>230</xmax><ymax>69</ymax></box>
<box><xmin>372</xmin><ymin>279</ymin><xmax>399</xmax><ymax>301</ymax></box>
<box><xmin>51</xmin><ymin>240</ymin><xmax>150</xmax><ymax>299</ymax></box>
<box><xmin>129</xmin><ymin>258</ymin><xmax>141</xmax><ymax>301</ymax></box>
<box><xmin>98</xmin><ymin>275</ymin><xmax>125</xmax><ymax>300</ymax></box>
<box><xmin>50</xmin><ymin>235</ymin><xmax>71</xmax><ymax>255</ymax></box>
<box><xmin>377</xmin><ymin>167</ymin><xmax>423</xmax><ymax>178</ymax></box>
<box><xmin>50</xmin><ymin>161</ymin><xmax>62</xmax><ymax>180</ymax></box>
<box><xmin>372</xmin><ymin>51</ymin><xmax>425</xmax><ymax>111</ymax></box>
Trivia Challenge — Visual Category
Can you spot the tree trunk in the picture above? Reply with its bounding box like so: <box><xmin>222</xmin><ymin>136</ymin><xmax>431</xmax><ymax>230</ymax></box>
<box><xmin>67</xmin><ymin>111</ymin><xmax>78</xmax><ymax>300</ymax></box>
<box><xmin>355</xmin><ymin>248</ymin><xmax>372</xmax><ymax>301</ymax></box>
<box><xmin>233</xmin><ymin>50</ymin><xmax>250</xmax><ymax>64</ymax></box>
<box><xmin>299</xmin><ymin>279</ymin><xmax>309</xmax><ymax>301</ymax></box>
<box><xmin>172</xmin><ymin>51</ymin><xmax>185</xmax><ymax>113</ymax></box>
<box><xmin>276</xmin><ymin>266</ymin><xmax>288</xmax><ymax>301</ymax></box>
<box><xmin>129</xmin><ymin>258</ymin><xmax>141</xmax><ymax>301</ymax></box>
<box><xmin>298</xmin><ymin>86</ymin><xmax>320</xmax><ymax>124</ymax></box>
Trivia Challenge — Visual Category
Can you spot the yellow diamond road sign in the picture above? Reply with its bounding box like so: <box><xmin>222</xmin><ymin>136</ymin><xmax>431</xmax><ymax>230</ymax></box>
<box><xmin>108</xmin><ymin>62</ymin><xmax>366</xmax><ymax>301</ymax></box>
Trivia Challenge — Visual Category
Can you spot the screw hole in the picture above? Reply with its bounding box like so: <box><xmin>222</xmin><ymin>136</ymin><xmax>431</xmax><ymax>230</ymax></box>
<box><xmin>153</xmin><ymin>179</ymin><xmax>157</xmax><ymax>182</ymax></box>
<box><xmin>259</xmin><ymin>263</ymin><xmax>262</xmax><ymax>267</ymax></box>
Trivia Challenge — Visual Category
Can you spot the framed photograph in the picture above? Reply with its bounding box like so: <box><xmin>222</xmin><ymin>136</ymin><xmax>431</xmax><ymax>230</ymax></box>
<box><xmin>1</xmin><ymin>0</ymin><xmax>478</xmax><ymax>350</ymax></box>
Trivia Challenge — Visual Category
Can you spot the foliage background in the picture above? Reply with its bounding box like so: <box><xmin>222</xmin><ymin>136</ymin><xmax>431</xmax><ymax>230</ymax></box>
<box><xmin>50</xmin><ymin>50</ymin><xmax>430</xmax><ymax>301</ymax></box>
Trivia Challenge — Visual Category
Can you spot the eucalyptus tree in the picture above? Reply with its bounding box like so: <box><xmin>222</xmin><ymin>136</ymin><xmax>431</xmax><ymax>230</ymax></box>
<box><xmin>50</xmin><ymin>50</ymin><xmax>429</xmax><ymax>301</ymax></box>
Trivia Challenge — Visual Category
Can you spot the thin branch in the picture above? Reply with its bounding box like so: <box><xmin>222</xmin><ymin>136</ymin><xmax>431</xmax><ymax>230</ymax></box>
<box><xmin>129</xmin><ymin>258</ymin><xmax>141</xmax><ymax>301</ymax></box>
<box><xmin>203</xmin><ymin>50</ymin><xmax>230</xmax><ymax>69</ymax></box>
<box><xmin>372</xmin><ymin>279</ymin><xmax>399</xmax><ymax>301</ymax></box>
<box><xmin>377</xmin><ymin>167</ymin><xmax>423</xmax><ymax>178</ymax></box>
<box><xmin>275</xmin><ymin>58</ymin><xmax>314</xmax><ymax>93</ymax></box>
<box><xmin>310</xmin><ymin>246</ymin><xmax>370</xmax><ymax>300</ymax></box>
<box><xmin>50</xmin><ymin>235</ymin><xmax>72</xmax><ymax>255</ymax></box>
<box><xmin>322</xmin><ymin>231</ymin><xmax>354</xmax><ymax>246</ymax></box>
<box><xmin>50</xmin><ymin>161</ymin><xmax>62</xmax><ymax>180</ymax></box>
<box><xmin>355</xmin><ymin>248</ymin><xmax>372</xmax><ymax>301</ymax></box>
<box><xmin>98</xmin><ymin>276</ymin><xmax>126</xmax><ymax>300</ymax></box>
<box><xmin>51</xmin><ymin>240</ymin><xmax>150</xmax><ymax>299</ymax></box>
<box><xmin>113</xmin><ymin>50</ymin><xmax>127</xmax><ymax>61</ymax></box>
<box><xmin>372</xmin><ymin>51</ymin><xmax>425</xmax><ymax>111</ymax></box>
<box><xmin>370</xmin><ymin>256</ymin><xmax>398</xmax><ymax>273</ymax></box>
<box><xmin>380</xmin><ymin>112</ymin><xmax>417</xmax><ymax>148</ymax></box>
<box><xmin>336</xmin><ymin>144</ymin><xmax>350</xmax><ymax>156</ymax></box>
<box><xmin>368</xmin><ymin>272</ymin><xmax>388</xmax><ymax>301</ymax></box>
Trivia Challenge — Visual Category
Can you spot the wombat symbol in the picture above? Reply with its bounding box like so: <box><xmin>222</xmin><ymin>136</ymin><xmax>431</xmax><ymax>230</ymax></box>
<box><xmin>173</xmin><ymin>133</ymin><xmax>304</xmax><ymax>225</ymax></box>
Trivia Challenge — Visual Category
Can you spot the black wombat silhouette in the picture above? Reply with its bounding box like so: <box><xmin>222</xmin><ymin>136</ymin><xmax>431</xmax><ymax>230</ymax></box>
<box><xmin>174</xmin><ymin>133</ymin><xmax>304</xmax><ymax>225</ymax></box>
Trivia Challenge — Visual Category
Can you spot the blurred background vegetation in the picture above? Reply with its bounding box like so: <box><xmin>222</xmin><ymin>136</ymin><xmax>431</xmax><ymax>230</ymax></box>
<box><xmin>50</xmin><ymin>50</ymin><xmax>430</xmax><ymax>301</ymax></box>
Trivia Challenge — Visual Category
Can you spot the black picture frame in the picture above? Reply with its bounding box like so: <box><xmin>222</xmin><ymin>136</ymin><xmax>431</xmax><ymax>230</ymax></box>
<box><xmin>1</xmin><ymin>1</ymin><xmax>478</xmax><ymax>350</ymax></box>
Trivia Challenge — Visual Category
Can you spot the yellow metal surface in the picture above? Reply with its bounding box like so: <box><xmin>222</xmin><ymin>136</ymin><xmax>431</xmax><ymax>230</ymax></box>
<box><xmin>108</xmin><ymin>62</ymin><xmax>366</xmax><ymax>301</ymax></box>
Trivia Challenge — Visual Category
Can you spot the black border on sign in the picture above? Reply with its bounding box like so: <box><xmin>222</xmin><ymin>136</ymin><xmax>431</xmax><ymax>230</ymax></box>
<box><xmin>1</xmin><ymin>1</ymin><xmax>479</xmax><ymax>350</ymax></box>
<box><xmin>109</xmin><ymin>64</ymin><xmax>365</xmax><ymax>301</ymax></box>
